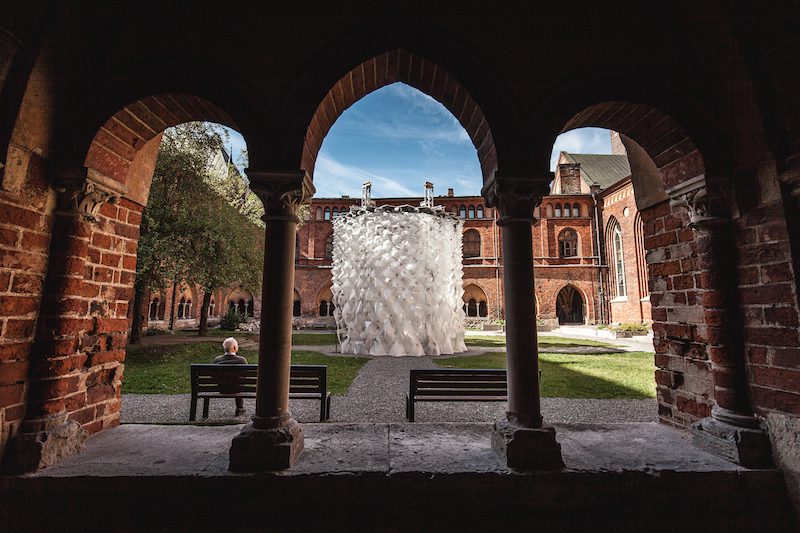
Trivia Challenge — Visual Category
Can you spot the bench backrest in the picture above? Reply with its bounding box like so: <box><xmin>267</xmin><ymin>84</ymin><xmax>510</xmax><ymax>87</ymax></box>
<box><xmin>409</xmin><ymin>368</ymin><xmax>507</xmax><ymax>398</ymax></box>
<box><xmin>190</xmin><ymin>364</ymin><xmax>327</xmax><ymax>396</ymax></box>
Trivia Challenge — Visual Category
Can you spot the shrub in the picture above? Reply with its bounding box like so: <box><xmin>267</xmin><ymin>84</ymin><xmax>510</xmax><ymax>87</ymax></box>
<box><xmin>614</xmin><ymin>322</ymin><xmax>650</xmax><ymax>335</ymax></box>
<box><xmin>219</xmin><ymin>308</ymin><xmax>245</xmax><ymax>331</ymax></box>
<box><xmin>145</xmin><ymin>327</ymin><xmax>173</xmax><ymax>336</ymax></box>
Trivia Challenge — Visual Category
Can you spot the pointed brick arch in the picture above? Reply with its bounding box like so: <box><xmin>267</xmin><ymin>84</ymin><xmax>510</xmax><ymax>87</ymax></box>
<box><xmin>562</xmin><ymin>102</ymin><xmax>704</xmax><ymax>190</ymax></box>
<box><xmin>302</xmin><ymin>49</ymin><xmax>496</xmax><ymax>181</ymax></box>
<box><xmin>84</xmin><ymin>93</ymin><xmax>239</xmax><ymax>184</ymax></box>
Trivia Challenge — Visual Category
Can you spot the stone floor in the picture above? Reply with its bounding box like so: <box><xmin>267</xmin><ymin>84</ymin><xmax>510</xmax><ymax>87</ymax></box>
<box><xmin>3</xmin><ymin>422</ymin><xmax>794</xmax><ymax>532</ymax></box>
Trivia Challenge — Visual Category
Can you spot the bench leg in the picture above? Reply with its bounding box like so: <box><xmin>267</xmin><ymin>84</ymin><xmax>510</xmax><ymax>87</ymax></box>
<box><xmin>318</xmin><ymin>393</ymin><xmax>332</xmax><ymax>422</ymax></box>
<box><xmin>189</xmin><ymin>397</ymin><xmax>197</xmax><ymax>422</ymax></box>
<box><xmin>406</xmin><ymin>394</ymin><xmax>415</xmax><ymax>422</ymax></box>
<box><xmin>202</xmin><ymin>398</ymin><xmax>210</xmax><ymax>419</ymax></box>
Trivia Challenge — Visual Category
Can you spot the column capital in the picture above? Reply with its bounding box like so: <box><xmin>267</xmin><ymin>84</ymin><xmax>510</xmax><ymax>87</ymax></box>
<box><xmin>53</xmin><ymin>167</ymin><xmax>127</xmax><ymax>222</ymax></box>
<box><xmin>247</xmin><ymin>169</ymin><xmax>316</xmax><ymax>223</ymax></box>
<box><xmin>482</xmin><ymin>175</ymin><xmax>550</xmax><ymax>225</ymax></box>
<box><xmin>666</xmin><ymin>175</ymin><xmax>726</xmax><ymax>228</ymax></box>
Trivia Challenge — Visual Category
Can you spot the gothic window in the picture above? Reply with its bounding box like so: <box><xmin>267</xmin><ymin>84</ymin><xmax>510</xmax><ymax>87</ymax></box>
<box><xmin>573</xmin><ymin>203</ymin><xmax>581</xmax><ymax>217</ymax></box>
<box><xmin>559</xmin><ymin>228</ymin><xmax>578</xmax><ymax>257</ymax></box>
<box><xmin>634</xmin><ymin>213</ymin><xmax>649</xmax><ymax>298</ymax></box>
<box><xmin>478</xmin><ymin>301</ymin><xmax>488</xmax><ymax>317</ymax></box>
<box><xmin>463</xmin><ymin>230</ymin><xmax>481</xmax><ymax>258</ymax></box>
<box><xmin>324</xmin><ymin>207</ymin><xmax>331</xmax><ymax>220</ymax></box>
<box><xmin>468</xmin><ymin>205</ymin><xmax>475</xmax><ymax>219</ymax></box>
<box><xmin>564</xmin><ymin>204</ymin><xmax>571</xmax><ymax>217</ymax></box>
<box><xmin>476</xmin><ymin>205</ymin><xmax>484</xmax><ymax>219</ymax></box>
<box><xmin>332</xmin><ymin>207</ymin><xmax>339</xmax><ymax>219</ymax></box>
<box><xmin>177</xmin><ymin>297</ymin><xmax>186</xmax><ymax>319</ymax></box>
<box><xmin>611</xmin><ymin>221</ymin><xmax>627</xmax><ymax>297</ymax></box>
<box><xmin>246</xmin><ymin>300</ymin><xmax>254</xmax><ymax>317</ymax></box>
<box><xmin>237</xmin><ymin>298</ymin><xmax>246</xmax><ymax>315</ymax></box>
<box><xmin>467</xmin><ymin>298</ymin><xmax>478</xmax><ymax>317</ymax></box>
<box><xmin>554</xmin><ymin>203</ymin><xmax>562</xmax><ymax>217</ymax></box>
<box><xmin>459</xmin><ymin>205</ymin><xmax>467</xmax><ymax>218</ymax></box>
<box><xmin>325</xmin><ymin>234</ymin><xmax>334</xmax><ymax>260</ymax></box>
<box><xmin>319</xmin><ymin>300</ymin><xmax>330</xmax><ymax>316</ymax></box>
<box><xmin>315</xmin><ymin>207</ymin><xmax>323</xmax><ymax>220</ymax></box>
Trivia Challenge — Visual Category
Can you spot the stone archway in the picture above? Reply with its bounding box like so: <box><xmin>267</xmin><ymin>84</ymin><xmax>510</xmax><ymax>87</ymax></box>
<box><xmin>556</xmin><ymin>285</ymin><xmax>585</xmax><ymax>325</ymax></box>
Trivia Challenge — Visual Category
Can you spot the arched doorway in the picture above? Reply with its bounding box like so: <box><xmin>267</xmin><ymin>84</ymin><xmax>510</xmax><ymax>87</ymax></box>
<box><xmin>556</xmin><ymin>285</ymin><xmax>584</xmax><ymax>325</ymax></box>
<box><xmin>462</xmin><ymin>284</ymin><xmax>489</xmax><ymax>318</ymax></box>
<box><xmin>318</xmin><ymin>286</ymin><xmax>334</xmax><ymax>317</ymax></box>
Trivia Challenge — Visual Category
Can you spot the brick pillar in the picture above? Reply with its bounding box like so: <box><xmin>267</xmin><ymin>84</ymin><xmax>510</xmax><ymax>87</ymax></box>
<box><xmin>229</xmin><ymin>170</ymin><xmax>314</xmax><ymax>472</ymax></box>
<box><xmin>668</xmin><ymin>175</ymin><xmax>772</xmax><ymax>467</ymax></box>
<box><xmin>483</xmin><ymin>175</ymin><xmax>564</xmax><ymax>470</ymax></box>
<box><xmin>2</xmin><ymin>168</ymin><xmax>126</xmax><ymax>473</ymax></box>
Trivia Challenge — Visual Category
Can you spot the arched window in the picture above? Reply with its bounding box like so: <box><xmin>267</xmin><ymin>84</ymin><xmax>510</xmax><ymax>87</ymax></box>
<box><xmin>246</xmin><ymin>300</ymin><xmax>254</xmax><ymax>317</ymax></box>
<box><xmin>554</xmin><ymin>203</ymin><xmax>562</xmax><ymax>217</ymax></box>
<box><xmin>467</xmin><ymin>298</ymin><xmax>478</xmax><ymax>317</ymax></box>
<box><xmin>319</xmin><ymin>300</ymin><xmax>330</xmax><ymax>316</ymax></box>
<box><xmin>634</xmin><ymin>213</ymin><xmax>648</xmax><ymax>298</ymax></box>
<box><xmin>478</xmin><ymin>301</ymin><xmax>488</xmax><ymax>317</ymax></box>
<box><xmin>149</xmin><ymin>298</ymin><xmax>160</xmax><ymax>320</ymax></box>
<box><xmin>564</xmin><ymin>204</ymin><xmax>571</xmax><ymax>217</ymax></box>
<box><xmin>468</xmin><ymin>205</ymin><xmax>475</xmax><ymax>219</ymax></box>
<box><xmin>324</xmin><ymin>207</ymin><xmax>331</xmax><ymax>220</ymax></box>
<box><xmin>332</xmin><ymin>207</ymin><xmax>339</xmax><ymax>219</ymax></box>
<box><xmin>237</xmin><ymin>298</ymin><xmax>246</xmax><ymax>315</ymax></box>
<box><xmin>546</xmin><ymin>205</ymin><xmax>553</xmax><ymax>218</ymax></box>
<box><xmin>315</xmin><ymin>207</ymin><xmax>323</xmax><ymax>220</ymax></box>
<box><xmin>463</xmin><ymin>229</ymin><xmax>481</xmax><ymax>258</ymax></box>
<box><xmin>608</xmin><ymin>220</ymin><xmax>627</xmax><ymax>297</ymax></box>
<box><xmin>559</xmin><ymin>228</ymin><xmax>578</xmax><ymax>257</ymax></box>
<box><xmin>573</xmin><ymin>203</ymin><xmax>581</xmax><ymax>217</ymax></box>
<box><xmin>459</xmin><ymin>205</ymin><xmax>467</xmax><ymax>219</ymax></box>
<box><xmin>177</xmin><ymin>297</ymin><xmax>186</xmax><ymax>319</ymax></box>
<box><xmin>325</xmin><ymin>234</ymin><xmax>334</xmax><ymax>260</ymax></box>
<box><xmin>476</xmin><ymin>205</ymin><xmax>484</xmax><ymax>219</ymax></box>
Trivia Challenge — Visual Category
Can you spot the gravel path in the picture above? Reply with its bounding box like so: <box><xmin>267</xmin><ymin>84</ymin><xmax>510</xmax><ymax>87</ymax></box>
<box><xmin>122</xmin><ymin>354</ymin><xmax>656</xmax><ymax>425</ymax></box>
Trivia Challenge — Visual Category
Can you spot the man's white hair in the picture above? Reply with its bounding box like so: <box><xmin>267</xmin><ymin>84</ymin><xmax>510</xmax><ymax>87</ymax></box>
<box><xmin>222</xmin><ymin>337</ymin><xmax>238</xmax><ymax>352</ymax></box>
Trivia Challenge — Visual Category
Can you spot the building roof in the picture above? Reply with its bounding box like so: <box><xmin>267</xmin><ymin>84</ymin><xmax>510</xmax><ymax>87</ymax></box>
<box><xmin>561</xmin><ymin>153</ymin><xmax>631</xmax><ymax>190</ymax></box>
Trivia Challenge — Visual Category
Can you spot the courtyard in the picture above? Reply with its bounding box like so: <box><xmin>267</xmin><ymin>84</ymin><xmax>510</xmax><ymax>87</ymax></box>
<box><xmin>122</xmin><ymin>328</ymin><xmax>657</xmax><ymax>425</ymax></box>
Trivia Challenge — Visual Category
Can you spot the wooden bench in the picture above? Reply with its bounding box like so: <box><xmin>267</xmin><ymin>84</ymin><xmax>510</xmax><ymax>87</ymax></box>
<box><xmin>406</xmin><ymin>368</ymin><xmax>508</xmax><ymax>422</ymax></box>
<box><xmin>189</xmin><ymin>364</ymin><xmax>331</xmax><ymax>422</ymax></box>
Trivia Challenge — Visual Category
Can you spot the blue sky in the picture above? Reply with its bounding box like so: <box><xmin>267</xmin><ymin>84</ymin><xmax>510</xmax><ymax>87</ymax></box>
<box><xmin>226</xmin><ymin>82</ymin><xmax>612</xmax><ymax>198</ymax></box>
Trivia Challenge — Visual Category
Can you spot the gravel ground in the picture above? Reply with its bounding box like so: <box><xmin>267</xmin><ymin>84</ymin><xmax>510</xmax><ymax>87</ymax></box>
<box><xmin>122</xmin><ymin>355</ymin><xmax>656</xmax><ymax>425</ymax></box>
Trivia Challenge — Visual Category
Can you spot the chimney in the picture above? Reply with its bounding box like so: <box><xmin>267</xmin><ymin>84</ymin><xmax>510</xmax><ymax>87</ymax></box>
<box><xmin>558</xmin><ymin>163</ymin><xmax>582</xmax><ymax>194</ymax></box>
<box><xmin>447</xmin><ymin>188</ymin><xmax>454</xmax><ymax>197</ymax></box>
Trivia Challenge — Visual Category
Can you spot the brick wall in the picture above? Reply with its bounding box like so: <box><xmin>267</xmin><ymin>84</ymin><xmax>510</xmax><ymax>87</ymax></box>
<box><xmin>644</xmin><ymin>200</ymin><xmax>714</xmax><ymax>427</ymax></box>
<box><xmin>0</xmin><ymin>164</ymin><xmax>52</xmax><ymax>456</ymax></box>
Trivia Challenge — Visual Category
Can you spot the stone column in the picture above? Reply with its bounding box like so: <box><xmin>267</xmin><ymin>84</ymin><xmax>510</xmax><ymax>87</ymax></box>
<box><xmin>229</xmin><ymin>170</ymin><xmax>314</xmax><ymax>472</ymax></box>
<box><xmin>483</xmin><ymin>175</ymin><xmax>564</xmax><ymax>470</ymax></box>
<box><xmin>2</xmin><ymin>168</ymin><xmax>125</xmax><ymax>473</ymax></box>
<box><xmin>668</xmin><ymin>176</ymin><xmax>772</xmax><ymax>467</ymax></box>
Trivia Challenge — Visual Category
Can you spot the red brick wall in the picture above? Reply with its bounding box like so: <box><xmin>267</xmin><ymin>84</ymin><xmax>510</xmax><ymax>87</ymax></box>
<box><xmin>644</xmin><ymin>200</ymin><xmax>714</xmax><ymax>427</ymax></box>
<box><xmin>0</xmin><ymin>161</ymin><xmax>52</xmax><ymax>456</ymax></box>
<box><xmin>737</xmin><ymin>200</ymin><xmax>800</xmax><ymax>418</ymax></box>
<box><xmin>601</xmin><ymin>181</ymin><xmax>650</xmax><ymax>323</ymax></box>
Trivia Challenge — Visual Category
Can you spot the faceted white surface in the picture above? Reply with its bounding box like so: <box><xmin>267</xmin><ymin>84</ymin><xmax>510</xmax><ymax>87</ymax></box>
<box><xmin>332</xmin><ymin>206</ymin><xmax>467</xmax><ymax>356</ymax></box>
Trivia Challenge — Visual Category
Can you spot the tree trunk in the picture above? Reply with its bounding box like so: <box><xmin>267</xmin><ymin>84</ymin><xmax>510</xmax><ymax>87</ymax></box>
<box><xmin>129</xmin><ymin>276</ymin><xmax>146</xmax><ymax>345</ymax></box>
<box><xmin>168</xmin><ymin>278</ymin><xmax>179</xmax><ymax>330</ymax></box>
<box><xmin>198</xmin><ymin>290</ymin><xmax>212</xmax><ymax>336</ymax></box>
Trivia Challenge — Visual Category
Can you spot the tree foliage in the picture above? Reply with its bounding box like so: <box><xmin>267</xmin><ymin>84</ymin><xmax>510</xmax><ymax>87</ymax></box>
<box><xmin>132</xmin><ymin>122</ymin><xmax>264</xmax><ymax>340</ymax></box>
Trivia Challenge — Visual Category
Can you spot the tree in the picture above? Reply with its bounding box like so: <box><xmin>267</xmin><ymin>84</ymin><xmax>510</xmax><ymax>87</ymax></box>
<box><xmin>130</xmin><ymin>122</ymin><xmax>263</xmax><ymax>342</ymax></box>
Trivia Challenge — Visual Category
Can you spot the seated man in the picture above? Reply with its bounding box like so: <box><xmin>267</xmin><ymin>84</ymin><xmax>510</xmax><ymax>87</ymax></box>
<box><xmin>213</xmin><ymin>337</ymin><xmax>248</xmax><ymax>417</ymax></box>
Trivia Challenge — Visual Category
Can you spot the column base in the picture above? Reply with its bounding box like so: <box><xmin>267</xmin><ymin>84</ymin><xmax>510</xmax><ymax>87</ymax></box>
<box><xmin>1</xmin><ymin>418</ymin><xmax>87</xmax><ymax>474</ymax></box>
<box><xmin>228</xmin><ymin>417</ymin><xmax>304</xmax><ymax>471</ymax></box>
<box><xmin>691</xmin><ymin>407</ymin><xmax>773</xmax><ymax>468</ymax></box>
<box><xmin>491</xmin><ymin>419</ymin><xmax>564</xmax><ymax>470</ymax></box>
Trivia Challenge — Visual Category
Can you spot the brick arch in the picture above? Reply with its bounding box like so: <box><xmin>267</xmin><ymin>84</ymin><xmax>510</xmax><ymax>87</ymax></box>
<box><xmin>556</xmin><ymin>284</ymin><xmax>587</xmax><ymax>325</ymax></box>
<box><xmin>560</xmin><ymin>102</ymin><xmax>705</xmax><ymax>192</ymax></box>
<box><xmin>84</xmin><ymin>93</ymin><xmax>240</xmax><ymax>184</ymax></box>
<box><xmin>302</xmin><ymin>49</ymin><xmax>497</xmax><ymax>182</ymax></box>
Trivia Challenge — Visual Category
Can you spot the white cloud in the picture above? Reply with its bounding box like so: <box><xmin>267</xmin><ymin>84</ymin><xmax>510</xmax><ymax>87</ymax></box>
<box><xmin>313</xmin><ymin>152</ymin><xmax>418</xmax><ymax>198</ymax></box>
<box><xmin>550</xmin><ymin>128</ymin><xmax>612</xmax><ymax>170</ymax></box>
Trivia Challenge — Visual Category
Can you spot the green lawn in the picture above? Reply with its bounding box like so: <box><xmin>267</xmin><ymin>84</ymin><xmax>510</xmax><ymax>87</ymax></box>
<box><xmin>435</xmin><ymin>351</ymin><xmax>656</xmax><ymax>399</ymax></box>
<box><xmin>464</xmin><ymin>335</ymin><xmax>615</xmax><ymax>349</ymax></box>
<box><xmin>123</xmin><ymin>342</ymin><xmax>368</xmax><ymax>395</ymax></box>
<box><xmin>292</xmin><ymin>333</ymin><xmax>339</xmax><ymax>345</ymax></box>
